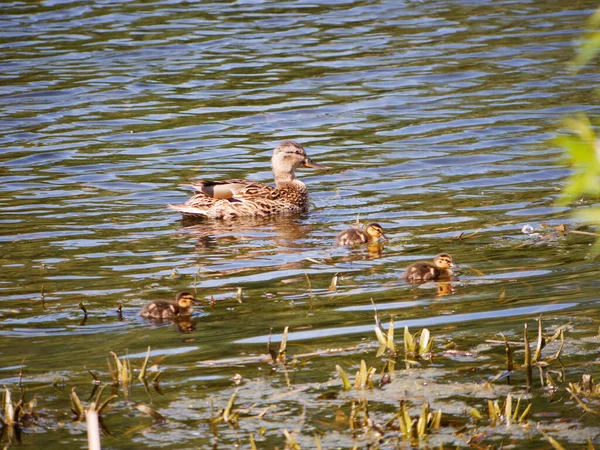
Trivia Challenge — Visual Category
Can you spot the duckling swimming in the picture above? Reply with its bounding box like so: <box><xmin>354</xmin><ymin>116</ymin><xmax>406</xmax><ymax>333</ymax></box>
<box><xmin>139</xmin><ymin>292</ymin><xmax>200</xmax><ymax>319</ymax></box>
<box><xmin>168</xmin><ymin>140</ymin><xmax>328</xmax><ymax>219</ymax></box>
<box><xmin>336</xmin><ymin>222</ymin><xmax>387</xmax><ymax>246</ymax></box>
<box><xmin>404</xmin><ymin>253</ymin><xmax>456</xmax><ymax>282</ymax></box>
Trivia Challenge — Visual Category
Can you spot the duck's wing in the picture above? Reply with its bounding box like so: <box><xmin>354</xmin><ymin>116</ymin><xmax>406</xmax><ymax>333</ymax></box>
<box><xmin>182</xmin><ymin>179</ymin><xmax>249</xmax><ymax>199</ymax></box>
<box><xmin>139</xmin><ymin>301</ymin><xmax>177</xmax><ymax>318</ymax></box>
<box><xmin>231</xmin><ymin>182</ymin><xmax>280</xmax><ymax>201</ymax></box>
<box><xmin>183</xmin><ymin>179</ymin><xmax>279</xmax><ymax>201</ymax></box>
<box><xmin>336</xmin><ymin>228</ymin><xmax>367</xmax><ymax>246</ymax></box>
<box><xmin>404</xmin><ymin>262</ymin><xmax>435</xmax><ymax>282</ymax></box>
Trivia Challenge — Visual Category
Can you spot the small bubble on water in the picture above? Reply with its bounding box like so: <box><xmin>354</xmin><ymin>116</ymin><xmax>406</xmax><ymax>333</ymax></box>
<box><xmin>521</xmin><ymin>224</ymin><xmax>535</xmax><ymax>234</ymax></box>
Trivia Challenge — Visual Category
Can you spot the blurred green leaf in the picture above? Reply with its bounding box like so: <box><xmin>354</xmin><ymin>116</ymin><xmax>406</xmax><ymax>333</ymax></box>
<box><xmin>574</xmin><ymin>207</ymin><xmax>600</xmax><ymax>223</ymax></box>
<box><xmin>570</xmin><ymin>7</ymin><xmax>600</xmax><ymax>71</ymax></box>
<box><xmin>571</xmin><ymin>32</ymin><xmax>600</xmax><ymax>70</ymax></box>
<box><xmin>555</xmin><ymin>115</ymin><xmax>600</xmax><ymax>205</ymax></box>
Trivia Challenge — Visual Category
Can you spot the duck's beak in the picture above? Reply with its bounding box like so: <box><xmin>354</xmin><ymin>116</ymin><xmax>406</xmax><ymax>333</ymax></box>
<box><xmin>192</xmin><ymin>298</ymin><xmax>203</xmax><ymax>305</ymax></box>
<box><xmin>450</xmin><ymin>263</ymin><xmax>459</xmax><ymax>269</ymax></box>
<box><xmin>304</xmin><ymin>157</ymin><xmax>329</xmax><ymax>170</ymax></box>
<box><xmin>380</xmin><ymin>233</ymin><xmax>389</xmax><ymax>242</ymax></box>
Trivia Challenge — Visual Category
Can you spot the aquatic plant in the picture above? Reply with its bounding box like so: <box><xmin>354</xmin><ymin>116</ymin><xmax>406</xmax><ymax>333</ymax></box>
<box><xmin>396</xmin><ymin>400</ymin><xmax>442</xmax><ymax>442</ymax></box>
<box><xmin>0</xmin><ymin>387</ymin><xmax>37</xmax><ymax>443</ymax></box>
<box><xmin>469</xmin><ymin>394</ymin><xmax>531</xmax><ymax>427</ymax></box>
<box><xmin>403</xmin><ymin>327</ymin><xmax>434</xmax><ymax>359</ymax></box>
<box><xmin>70</xmin><ymin>385</ymin><xmax>117</xmax><ymax>422</ymax></box>
<box><xmin>373</xmin><ymin>317</ymin><xmax>396</xmax><ymax>357</ymax></box>
<box><xmin>335</xmin><ymin>360</ymin><xmax>376</xmax><ymax>391</ymax></box>
<box><xmin>107</xmin><ymin>351</ymin><xmax>132</xmax><ymax>399</ymax></box>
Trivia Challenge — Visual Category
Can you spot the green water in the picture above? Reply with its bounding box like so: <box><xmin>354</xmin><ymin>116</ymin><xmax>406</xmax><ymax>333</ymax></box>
<box><xmin>1</xmin><ymin>0</ymin><xmax>600</xmax><ymax>448</ymax></box>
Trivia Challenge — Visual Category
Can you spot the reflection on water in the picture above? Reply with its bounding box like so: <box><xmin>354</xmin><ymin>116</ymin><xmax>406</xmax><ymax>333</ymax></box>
<box><xmin>1</xmin><ymin>0</ymin><xmax>600</xmax><ymax>447</ymax></box>
<box><xmin>437</xmin><ymin>281</ymin><xmax>455</xmax><ymax>297</ymax></box>
<box><xmin>139</xmin><ymin>316</ymin><xmax>198</xmax><ymax>334</ymax></box>
<box><xmin>179</xmin><ymin>214</ymin><xmax>312</xmax><ymax>249</ymax></box>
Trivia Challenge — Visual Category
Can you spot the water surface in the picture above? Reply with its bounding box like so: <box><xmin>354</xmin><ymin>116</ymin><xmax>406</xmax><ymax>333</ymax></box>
<box><xmin>1</xmin><ymin>0</ymin><xmax>600</xmax><ymax>448</ymax></box>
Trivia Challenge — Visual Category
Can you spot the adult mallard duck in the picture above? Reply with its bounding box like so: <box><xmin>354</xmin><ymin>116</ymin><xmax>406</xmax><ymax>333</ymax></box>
<box><xmin>403</xmin><ymin>253</ymin><xmax>457</xmax><ymax>282</ymax></box>
<box><xmin>336</xmin><ymin>223</ymin><xmax>387</xmax><ymax>246</ymax></box>
<box><xmin>139</xmin><ymin>292</ymin><xmax>201</xmax><ymax>319</ymax></box>
<box><xmin>168</xmin><ymin>140</ymin><xmax>328</xmax><ymax>219</ymax></box>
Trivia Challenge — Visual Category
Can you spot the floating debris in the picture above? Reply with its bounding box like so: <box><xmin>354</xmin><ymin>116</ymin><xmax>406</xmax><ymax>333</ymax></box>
<box><xmin>521</xmin><ymin>224</ymin><xmax>535</xmax><ymax>234</ymax></box>
<box><xmin>136</xmin><ymin>403</ymin><xmax>165</xmax><ymax>422</ymax></box>
<box><xmin>327</xmin><ymin>273</ymin><xmax>339</xmax><ymax>293</ymax></box>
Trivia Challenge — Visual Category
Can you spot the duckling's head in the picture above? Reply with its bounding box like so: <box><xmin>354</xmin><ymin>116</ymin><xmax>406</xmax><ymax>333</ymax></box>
<box><xmin>176</xmin><ymin>292</ymin><xmax>199</xmax><ymax>308</ymax></box>
<box><xmin>272</xmin><ymin>140</ymin><xmax>328</xmax><ymax>182</ymax></box>
<box><xmin>433</xmin><ymin>253</ymin><xmax>455</xmax><ymax>270</ymax></box>
<box><xmin>364</xmin><ymin>222</ymin><xmax>388</xmax><ymax>242</ymax></box>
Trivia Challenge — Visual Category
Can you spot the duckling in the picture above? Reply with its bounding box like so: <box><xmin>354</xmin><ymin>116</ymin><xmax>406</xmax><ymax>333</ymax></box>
<box><xmin>336</xmin><ymin>222</ymin><xmax>388</xmax><ymax>246</ymax></box>
<box><xmin>404</xmin><ymin>253</ymin><xmax>456</xmax><ymax>282</ymax></box>
<box><xmin>139</xmin><ymin>292</ymin><xmax>200</xmax><ymax>319</ymax></box>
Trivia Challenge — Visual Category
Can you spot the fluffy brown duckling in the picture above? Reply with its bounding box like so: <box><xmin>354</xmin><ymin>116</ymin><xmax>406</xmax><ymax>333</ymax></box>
<box><xmin>139</xmin><ymin>292</ymin><xmax>201</xmax><ymax>319</ymax></box>
<box><xmin>403</xmin><ymin>253</ymin><xmax>457</xmax><ymax>282</ymax></box>
<box><xmin>336</xmin><ymin>222</ymin><xmax>387</xmax><ymax>246</ymax></box>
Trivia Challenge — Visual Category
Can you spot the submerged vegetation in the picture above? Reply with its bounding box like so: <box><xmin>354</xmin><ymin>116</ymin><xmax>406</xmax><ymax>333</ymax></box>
<box><xmin>1</xmin><ymin>308</ymin><xmax>600</xmax><ymax>448</ymax></box>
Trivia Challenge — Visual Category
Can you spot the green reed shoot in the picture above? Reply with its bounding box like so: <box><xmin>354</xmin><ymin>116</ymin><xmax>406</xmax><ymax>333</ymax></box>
<box><xmin>566</xmin><ymin>384</ymin><xmax>600</xmax><ymax>415</ymax></box>
<box><xmin>2</xmin><ymin>387</ymin><xmax>16</xmax><ymax>426</ymax></box>
<box><xmin>249</xmin><ymin>433</ymin><xmax>258</xmax><ymax>450</ymax></box>
<box><xmin>108</xmin><ymin>351</ymin><xmax>132</xmax><ymax>399</ymax></box>
<box><xmin>278</xmin><ymin>326</ymin><xmax>289</xmax><ymax>363</ymax></box>
<box><xmin>335</xmin><ymin>360</ymin><xmax>376</xmax><ymax>391</ymax></box>
<box><xmin>523</xmin><ymin>323</ymin><xmax>532</xmax><ymax>391</ymax></box>
<box><xmin>70</xmin><ymin>386</ymin><xmax>117</xmax><ymax>422</ymax></box>
<box><xmin>221</xmin><ymin>389</ymin><xmax>239</xmax><ymax>426</ymax></box>
<box><xmin>349</xmin><ymin>398</ymin><xmax>377</xmax><ymax>433</ymax></box>
<box><xmin>484</xmin><ymin>394</ymin><xmax>531</xmax><ymax>427</ymax></box>
<box><xmin>371</xmin><ymin>299</ymin><xmax>396</xmax><ymax>356</ymax></box>
<box><xmin>533</xmin><ymin>317</ymin><xmax>546</xmax><ymax>363</ymax></box>
<box><xmin>138</xmin><ymin>346</ymin><xmax>151</xmax><ymax>382</ymax></box>
<box><xmin>404</xmin><ymin>327</ymin><xmax>434</xmax><ymax>358</ymax></box>
<box><xmin>374</xmin><ymin>317</ymin><xmax>396</xmax><ymax>357</ymax></box>
<box><xmin>502</xmin><ymin>334</ymin><xmax>514</xmax><ymax>375</ymax></box>
<box><xmin>335</xmin><ymin>365</ymin><xmax>352</xmax><ymax>391</ymax></box>
<box><xmin>70</xmin><ymin>388</ymin><xmax>85</xmax><ymax>420</ymax></box>
<box><xmin>397</xmin><ymin>400</ymin><xmax>441</xmax><ymax>441</ymax></box>
<box><xmin>283</xmin><ymin>429</ymin><xmax>301</xmax><ymax>449</ymax></box>
<box><xmin>538</xmin><ymin>426</ymin><xmax>568</xmax><ymax>450</ymax></box>
<box><xmin>313</xmin><ymin>433</ymin><xmax>322</xmax><ymax>450</ymax></box>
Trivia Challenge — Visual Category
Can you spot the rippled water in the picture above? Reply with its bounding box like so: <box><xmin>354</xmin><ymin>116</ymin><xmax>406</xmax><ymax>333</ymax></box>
<box><xmin>2</xmin><ymin>0</ymin><xmax>600</xmax><ymax>448</ymax></box>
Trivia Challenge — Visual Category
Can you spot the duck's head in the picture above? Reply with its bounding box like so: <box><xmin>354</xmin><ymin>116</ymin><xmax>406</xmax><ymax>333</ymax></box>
<box><xmin>433</xmin><ymin>253</ymin><xmax>456</xmax><ymax>270</ymax></box>
<box><xmin>176</xmin><ymin>292</ymin><xmax>200</xmax><ymax>308</ymax></box>
<box><xmin>364</xmin><ymin>222</ymin><xmax>388</xmax><ymax>242</ymax></box>
<box><xmin>272</xmin><ymin>140</ymin><xmax>328</xmax><ymax>182</ymax></box>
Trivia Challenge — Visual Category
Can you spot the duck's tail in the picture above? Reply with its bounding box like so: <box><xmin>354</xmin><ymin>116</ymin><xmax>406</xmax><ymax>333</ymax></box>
<box><xmin>167</xmin><ymin>204</ymin><xmax>209</xmax><ymax>218</ymax></box>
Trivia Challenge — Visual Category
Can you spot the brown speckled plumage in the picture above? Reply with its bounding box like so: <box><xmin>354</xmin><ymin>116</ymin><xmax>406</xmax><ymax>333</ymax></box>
<box><xmin>139</xmin><ymin>292</ymin><xmax>200</xmax><ymax>319</ymax></box>
<box><xmin>336</xmin><ymin>223</ymin><xmax>387</xmax><ymax>246</ymax></box>
<box><xmin>168</xmin><ymin>141</ymin><xmax>327</xmax><ymax>219</ymax></box>
<box><xmin>404</xmin><ymin>253</ymin><xmax>456</xmax><ymax>282</ymax></box>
